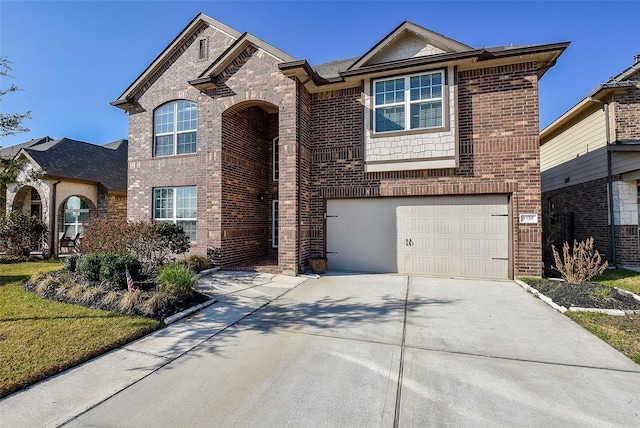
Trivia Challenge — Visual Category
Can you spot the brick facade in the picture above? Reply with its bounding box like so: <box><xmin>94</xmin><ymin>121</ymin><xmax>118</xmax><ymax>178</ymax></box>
<box><xmin>117</xmin><ymin>16</ymin><xmax>562</xmax><ymax>277</ymax></box>
<box><xmin>304</xmin><ymin>63</ymin><xmax>542</xmax><ymax>276</ymax></box>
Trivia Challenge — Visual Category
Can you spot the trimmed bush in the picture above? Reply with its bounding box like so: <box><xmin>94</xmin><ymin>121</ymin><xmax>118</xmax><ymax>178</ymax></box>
<box><xmin>156</xmin><ymin>263</ymin><xmax>197</xmax><ymax>298</ymax></box>
<box><xmin>64</xmin><ymin>254</ymin><xmax>81</xmax><ymax>272</ymax></box>
<box><xmin>78</xmin><ymin>253</ymin><xmax>104</xmax><ymax>282</ymax></box>
<box><xmin>99</xmin><ymin>253</ymin><xmax>141</xmax><ymax>290</ymax></box>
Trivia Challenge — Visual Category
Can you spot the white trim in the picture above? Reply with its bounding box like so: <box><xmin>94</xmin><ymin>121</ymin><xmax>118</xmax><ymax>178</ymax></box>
<box><xmin>154</xmin><ymin>101</ymin><xmax>197</xmax><ymax>157</ymax></box>
<box><xmin>373</xmin><ymin>70</ymin><xmax>444</xmax><ymax>133</ymax></box>
<box><xmin>273</xmin><ymin>136</ymin><xmax>279</xmax><ymax>181</ymax></box>
<box><xmin>272</xmin><ymin>199</ymin><xmax>279</xmax><ymax>248</ymax></box>
<box><xmin>153</xmin><ymin>186</ymin><xmax>197</xmax><ymax>242</ymax></box>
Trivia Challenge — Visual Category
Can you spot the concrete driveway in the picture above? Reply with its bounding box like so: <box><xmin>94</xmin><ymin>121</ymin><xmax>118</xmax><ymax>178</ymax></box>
<box><xmin>3</xmin><ymin>273</ymin><xmax>640</xmax><ymax>427</ymax></box>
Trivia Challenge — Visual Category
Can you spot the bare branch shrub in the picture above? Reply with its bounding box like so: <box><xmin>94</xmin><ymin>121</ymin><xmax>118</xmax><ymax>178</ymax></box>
<box><xmin>552</xmin><ymin>237</ymin><xmax>608</xmax><ymax>284</ymax></box>
<box><xmin>80</xmin><ymin>219</ymin><xmax>190</xmax><ymax>275</ymax></box>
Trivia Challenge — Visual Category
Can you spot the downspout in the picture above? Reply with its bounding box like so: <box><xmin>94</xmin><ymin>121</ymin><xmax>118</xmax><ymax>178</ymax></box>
<box><xmin>296</xmin><ymin>81</ymin><xmax>302</xmax><ymax>273</ymax></box>
<box><xmin>604</xmin><ymin>102</ymin><xmax>617</xmax><ymax>266</ymax></box>
<box><xmin>49</xmin><ymin>179</ymin><xmax>61</xmax><ymax>259</ymax></box>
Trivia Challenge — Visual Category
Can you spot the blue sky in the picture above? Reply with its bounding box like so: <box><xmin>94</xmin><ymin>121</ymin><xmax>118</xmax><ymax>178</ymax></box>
<box><xmin>1</xmin><ymin>0</ymin><xmax>638</xmax><ymax>148</ymax></box>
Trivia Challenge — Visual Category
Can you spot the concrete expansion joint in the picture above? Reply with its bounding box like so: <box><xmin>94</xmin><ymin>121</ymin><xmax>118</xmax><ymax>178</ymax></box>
<box><xmin>120</xmin><ymin>346</ymin><xmax>172</xmax><ymax>361</ymax></box>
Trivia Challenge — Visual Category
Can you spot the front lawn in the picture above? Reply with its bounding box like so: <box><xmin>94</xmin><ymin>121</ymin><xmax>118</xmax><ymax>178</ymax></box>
<box><xmin>521</xmin><ymin>268</ymin><xmax>640</xmax><ymax>365</ymax></box>
<box><xmin>0</xmin><ymin>262</ymin><xmax>160</xmax><ymax>398</ymax></box>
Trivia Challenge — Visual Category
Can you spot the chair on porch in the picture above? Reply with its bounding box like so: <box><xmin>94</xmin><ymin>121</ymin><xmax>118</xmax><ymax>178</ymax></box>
<box><xmin>59</xmin><ymin>232</ymin><xmax>80</xmax><ymax>254</ymax></box>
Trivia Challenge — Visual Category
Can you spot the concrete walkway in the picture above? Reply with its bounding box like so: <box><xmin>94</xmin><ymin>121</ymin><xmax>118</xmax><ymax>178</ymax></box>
<box><xmin>1</xmin><ymin>273</ymin><xmax>639</xmax><ymax>427</ymax></box>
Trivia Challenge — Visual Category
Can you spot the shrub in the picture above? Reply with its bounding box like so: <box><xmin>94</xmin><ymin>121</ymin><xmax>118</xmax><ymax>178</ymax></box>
<box><xmin>552</xmin><ymin>237</ymin><xmax>608</xmax><ymax>284</ymax></box>
<box><xmin>99</xmin><ymin>253</ymin><xmax>141</xmax><ymax>290</ymax></box>
<box><xmin>182</xmin><ymin>254</ymin><xmax>213</xmax><ymax>273</ymax></box>
<box><xmin>0</xmin><ymin>210</ymin><xmax>48</xmax><ymax>258</ymax></box>
<box><xmin>64</xmin><ymin>254</ymin><xmax>81</xmax><ymax>272</ymax></box>
<box><xmin>80</xmin><ymin>219</ymin><xmax>190</xmax><ymax>276</ymax></box>
<box><xmin>156</xmin><ymin>263</ymin><xmax>197</xmax><ymax>298</ymax></box>
<box><xmin>78</xmin><ymin>253</ymin><xmax>104</xmax><ymax>282</ymax></box>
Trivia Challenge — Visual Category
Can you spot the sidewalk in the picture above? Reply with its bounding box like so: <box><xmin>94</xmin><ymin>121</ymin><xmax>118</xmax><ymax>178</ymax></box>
<box><xmin>0</xmin><ymin>271</ymin><xmax>308</xmax><ymax>428</ymax></box>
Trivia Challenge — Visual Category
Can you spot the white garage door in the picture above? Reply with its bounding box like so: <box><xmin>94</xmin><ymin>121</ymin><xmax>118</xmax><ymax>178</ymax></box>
<box><xmin>326</xmin><ymin>195</ymin><xmax>510</xmax><ymax>279</ymax></box>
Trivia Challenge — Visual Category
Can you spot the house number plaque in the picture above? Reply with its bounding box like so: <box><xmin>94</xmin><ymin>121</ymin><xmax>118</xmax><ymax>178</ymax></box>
<box><xmin>519</xmin><ymin>213</ymin><xmax>538</xmax><ymax>224</ymax></box>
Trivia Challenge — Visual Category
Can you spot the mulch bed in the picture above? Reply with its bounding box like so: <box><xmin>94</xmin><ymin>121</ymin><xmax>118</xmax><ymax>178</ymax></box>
<box><xmin>23</xmin><ymin>270</ymin><xmax>210</xmax><ymax>321</ymax></box>
<box><xmin>523</xmin><ymin>278</ymin><xmax>640</xmax><ymax>311</ymax></box>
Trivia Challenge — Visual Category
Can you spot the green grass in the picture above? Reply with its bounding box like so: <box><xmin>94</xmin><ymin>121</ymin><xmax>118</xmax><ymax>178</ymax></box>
<box><xmin>566</xmin><ymin>312</ymin><xmax>640</xmax><ymax>364</ymax></box>
<box><xmin>0</xmin><ymin>261</ymin><xmax>160</xmax><ymax>397</ymax></box>
<box><xmin>596</xmin><ymin>268</ymin><xmax>640</xmax><ymax>294</ymax></box>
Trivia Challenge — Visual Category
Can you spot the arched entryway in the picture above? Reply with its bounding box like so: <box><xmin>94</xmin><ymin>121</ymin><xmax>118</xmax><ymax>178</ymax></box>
<box><xmin>56</xmin><ymin>195</ymin><xmax>97</xmax><ymax>253</ymax></box>
<box><xmin>11</xmin><ymin>186</ymin><xmax>44</xmax><ymax>221</ymax></box>
<box><xmin>220</xmin><ymin>100</ymin><xmax>279</xmax><ymax>265</ymax></box>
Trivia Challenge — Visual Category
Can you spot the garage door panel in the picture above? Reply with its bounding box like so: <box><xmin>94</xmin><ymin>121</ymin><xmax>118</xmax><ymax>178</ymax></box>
<box><xmin>327</xmin><ymin>196</ymin><xmax>510</xmax><ymax>279</ymax></box>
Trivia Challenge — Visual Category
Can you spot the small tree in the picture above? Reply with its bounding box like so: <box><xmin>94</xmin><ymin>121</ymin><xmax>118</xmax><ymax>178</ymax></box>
<box><xmin>552</xmin><ymin>237</ymin><xmax>608</xmax><ymax>284</ymax></box>
<box><xmin>0</xmin><ymin>210</ymin><xmax>48</xmax><ymax>258</ymax></box>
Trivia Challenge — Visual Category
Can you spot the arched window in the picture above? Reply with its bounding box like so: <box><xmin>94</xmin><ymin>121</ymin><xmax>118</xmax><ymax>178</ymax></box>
<box><xmin>64</xmin><ymin>196</ymin><xmax>89</xmax><ymax>238</ymax></box>
<box><xmin>154</xmin><ymin>101</ymin><xmax>197</xmax><ymax>156</ymax></box>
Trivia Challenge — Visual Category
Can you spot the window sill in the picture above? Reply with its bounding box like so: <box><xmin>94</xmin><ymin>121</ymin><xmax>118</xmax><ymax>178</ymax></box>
<box><xmin>370</xmin><ymin>126</ymin><xmax>448</xmax><ymax>138</ymax></box>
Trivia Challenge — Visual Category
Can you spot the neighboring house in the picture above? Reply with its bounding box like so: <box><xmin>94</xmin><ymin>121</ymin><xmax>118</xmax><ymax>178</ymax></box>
<box><xmin>111</xmin><ymin>13</ymin><xmax>568</xmax><ymax>279</ymax></box>
<box><xmin>540</xmin><ymin>60</ymin><xmax>640</xmax><ymax>268</ymax></box>
<box><xmin>2</xmin><ymin>137</ymin><xmax>128</xmax><ymax>256</ymax></box>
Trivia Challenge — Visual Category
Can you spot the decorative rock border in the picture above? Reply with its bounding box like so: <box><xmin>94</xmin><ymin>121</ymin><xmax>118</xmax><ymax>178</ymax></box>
<box><xmin>515</xmin><ymin>279</ymin><xmax>640</xmax><ymax>316</ymax></box>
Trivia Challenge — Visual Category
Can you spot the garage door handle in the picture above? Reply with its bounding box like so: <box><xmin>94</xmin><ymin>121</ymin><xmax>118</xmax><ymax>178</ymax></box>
<box><xmin>492</xmin><ymin>214</ymin><xmax>508</xmax><ymax>217</ymax></box>
<box><xmin>326</xmin><ymin>251</ymin><xmax>338</xmax><ymax>254</ymax></box>
<box><xmin>492</xmin><ymin>257</ymin><xmax>509</xmax><ymax>260</ymax></box>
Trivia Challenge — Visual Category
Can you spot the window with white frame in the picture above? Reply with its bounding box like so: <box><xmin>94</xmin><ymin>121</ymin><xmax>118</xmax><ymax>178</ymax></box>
<box><xmin>374</xmin><ymin>70</ymin><xmax>444</xmax><ymax>133</ymax></box>
<box><xmin>154</xmin><ymin>101</ymin><xmax>197</xmax><ymax>156</ymax></box>
<box><xmin>273</xmin><ymin>136</ymin><xmax>279</xmax><ymax>181</ymax></box>
<box><xmin>64</xmin><ymin>196</ymin><xmax>89</xmax><ymax>238</ymax></box>
<box><xmin>153</xmin><ymin>186</ymin><xmax>197</xmax><ymax>242</ymax></box>
<box><xmin>272</xmin><ymin>199</ymin><xmax>279</xmax><ymax>248</ymax></box>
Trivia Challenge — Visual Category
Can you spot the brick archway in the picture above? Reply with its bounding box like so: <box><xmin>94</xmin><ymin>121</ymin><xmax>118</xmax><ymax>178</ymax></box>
<box><xmin>219</xmin><ymin>100</ymin><xmax>279</xmax><ymax>266</ymax></box>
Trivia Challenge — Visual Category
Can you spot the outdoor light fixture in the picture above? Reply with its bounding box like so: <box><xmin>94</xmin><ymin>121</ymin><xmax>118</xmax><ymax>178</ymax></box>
<box><xmin>257</xmin><ymin>193</ymin><xmax>265</xmax><ymax>202</ymax></box>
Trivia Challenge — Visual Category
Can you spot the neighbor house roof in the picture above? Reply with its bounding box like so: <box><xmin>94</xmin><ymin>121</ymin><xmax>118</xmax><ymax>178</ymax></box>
<box><xmin>1</xmin><ymin>136</ymin><xmax>53</xmax><ymax>158</ymax></box>
<box><xmin>540</xmin><ymin>61</ymin><xmax>640</xmax><ymax>143</ymax></box>
<box><xmin>18</xmin><ymin>137</ymin><xmax>128</xmax><ymax>192</ymax></box>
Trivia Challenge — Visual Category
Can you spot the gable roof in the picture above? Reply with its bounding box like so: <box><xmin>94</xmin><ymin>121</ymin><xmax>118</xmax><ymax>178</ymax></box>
<box><xmin>18</xmin><ymin>138</ymin><xmax>128</xmax><ymax>192</ymax></box>
<box><xmin>1</xmin><ymin>136</ymin><xmax>53</xmax><ymax>158</ymax></box>
<box><xmin>280</xmin><ymin>19</ymin><xmax>568</xmax><ymax>93</ymax></box>
<box><xmin>348</xmin><ymin>21</ymin><xmax>472</xmax><ymax>71</ymax></box>
<box><xmin>540</xmin><ymin>60</ymin><xmax>640</xmax><ymax>143</ymax></box>
<box><xmin>111</xmin><ymin>13</ymin><xmax>243</xmax><ymax>109</ymax></box>
<box><xmin>112</xmin><ymin>13</ymin><xmax>297</xmax><ymax>107</ymax></box>
<box><xmin>189</xmin><ymin>31</ymin><xmax>296</xmax><ymax>92</ymax></box>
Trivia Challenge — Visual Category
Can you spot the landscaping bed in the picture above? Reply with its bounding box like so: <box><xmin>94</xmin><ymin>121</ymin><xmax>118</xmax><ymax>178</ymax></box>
<box><xmin>22</xmin><ymin>268</ymin><xmax>211</xmax><ymax>321</ymax></box>
<box><xmin>521</xmin><ymin>277</ymin><xmax>640</xmax><ymax>312</ymax></box>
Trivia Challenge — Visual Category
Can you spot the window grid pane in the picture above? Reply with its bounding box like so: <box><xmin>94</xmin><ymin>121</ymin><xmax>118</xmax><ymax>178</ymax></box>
<box><xmin>177</xmin><ymin>132</ymin><xmax>197</xmax><ymax>154</ymax></box>
<box><xmin>410</xmin><ymin>101</ymin><xmax>442</xmax><ymax>129</ymax></box>
<box><xmin>375</xmin><ymin>78</ymin><xmax>404</xmax><ymax>106</ymax></box>
<box><xmin>155</xmin><ymin>135</ymin><xmax>174</xmax><ymax>156</ymax></box>
<box><xmin>177</xmin><ymin>102</ymin><xmax>197</xmax><ymax>132</ymax></box>
<box><xmin>176</xmin><ymin>187</ymin><xmax>197</xmax><ymax>219</ymax></box>
<box><xmin>376</xmin><ymin>106</ymin><xmax>405</xmax><ymax>132</ymax></box>
<box><xmin>154</xmin><ymin>188</ymin><xmax>174</xmax><ymax>219</ymax></box>
<box><xmin>154</xmin><ymin>104</ymin><xmax>174</xmax><ymax>134</ymax></box>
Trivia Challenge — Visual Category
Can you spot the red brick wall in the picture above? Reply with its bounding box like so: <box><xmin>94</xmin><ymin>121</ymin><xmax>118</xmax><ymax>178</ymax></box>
<box><xmin>221</xmin><ymin>105</ymin><xmax>273</xmax><ymax>264</ymax></box>
<box><xmin>308</xmin><ymin>62</ymin><xmax>542</xmax><ymax>277</ymax></box>
<box><xmin>543</xmin><ymin>177</ymin><xmax>639</xmax><ymax>266</ymax></box>
<box><xmin>613</xmin><ymin>69</ymin><xmax>640</xmax><ymax>141</ymax></box>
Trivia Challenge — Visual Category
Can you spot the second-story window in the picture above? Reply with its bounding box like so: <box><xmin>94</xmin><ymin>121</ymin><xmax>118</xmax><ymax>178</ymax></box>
<box><xmin>154</xmin><ymin>101</ymin><xmax>197</xmax><ymax>156</ymax></box>
<box><xmin>374</xmin><ymin>70</ymin><xmax>444</xmax><ymax>133</ymax></box>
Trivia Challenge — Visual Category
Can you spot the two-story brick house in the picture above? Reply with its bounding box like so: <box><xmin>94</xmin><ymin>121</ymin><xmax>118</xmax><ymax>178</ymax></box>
<box><xmin>111</xmin><ymin>13</ymin><xmax>568</xmax><ymax>279</ymax></box>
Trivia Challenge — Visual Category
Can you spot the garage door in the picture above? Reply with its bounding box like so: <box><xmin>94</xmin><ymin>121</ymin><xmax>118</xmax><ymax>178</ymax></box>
<box><xmin>326</xmin><ymin>195</ymin><xmax>510</xmax><ymax>279</ymax></box>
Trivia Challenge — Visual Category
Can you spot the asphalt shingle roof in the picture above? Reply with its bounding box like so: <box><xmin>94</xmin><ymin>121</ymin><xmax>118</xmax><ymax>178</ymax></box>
<box><xmin>22</xmin><ymin>137</ymin><xmax>128</xmax><ymax>192</ymax></box>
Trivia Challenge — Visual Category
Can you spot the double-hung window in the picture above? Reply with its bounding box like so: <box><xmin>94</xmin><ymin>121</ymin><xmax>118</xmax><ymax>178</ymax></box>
<box><xmin>153</xmin><ymin>186</ymin><xmax>197</xmax><ymax>242</ymax></box>
<box><xmin>154</xmin><ymin>101</ymin><xmax>197</xmax><ymax>156</ymax></box>
<box><xmin>374</xmin><ymin>71</ymin><xmax>444</xmax><ymax>133</ymax></box>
